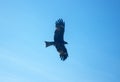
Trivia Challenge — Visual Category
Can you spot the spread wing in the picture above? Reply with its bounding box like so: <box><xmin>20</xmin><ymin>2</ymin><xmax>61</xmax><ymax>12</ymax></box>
<box><xmin>55</xmin><ymin>43</ymin><xmax>68</xmax><ymax>61</ymax></box>
<box><xmin>54</xmin><ymin>19</ymin><xmax>65</xmax><ymax>43</ymax></box>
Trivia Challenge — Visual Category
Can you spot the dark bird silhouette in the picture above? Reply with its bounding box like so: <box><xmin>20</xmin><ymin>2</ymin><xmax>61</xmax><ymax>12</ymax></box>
<box><xmin>45</xmin><ymin>19</ymin><xmax>68</xmax><ymax>61</ymax></box>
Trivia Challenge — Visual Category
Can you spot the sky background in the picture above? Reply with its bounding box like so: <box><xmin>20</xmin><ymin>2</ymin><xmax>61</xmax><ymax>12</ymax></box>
<box><xmin>0</xmin><ymin>0</ymin><xmax>120</xmax><ymax>82</ymax></box>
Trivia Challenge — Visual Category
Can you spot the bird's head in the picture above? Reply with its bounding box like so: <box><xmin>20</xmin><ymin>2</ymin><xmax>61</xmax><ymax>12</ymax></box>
<box><xmin>64</xmin><ymin>41</ymin><xmax>68</xmax><ymax>44</ymax></box>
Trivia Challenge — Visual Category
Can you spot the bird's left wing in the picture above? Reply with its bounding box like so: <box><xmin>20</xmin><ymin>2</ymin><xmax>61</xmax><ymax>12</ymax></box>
<box><xmin>55</xmin><ymin>44</ymin><xmax>68</xmax><ymax>61</ymax></box>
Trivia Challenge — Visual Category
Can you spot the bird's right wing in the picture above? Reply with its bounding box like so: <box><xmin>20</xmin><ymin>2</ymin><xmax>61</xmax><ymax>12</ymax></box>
<box><xmin>54</xmin><ymin>19</ymin><xmax>65</xmax><ymax>43</ymax></box>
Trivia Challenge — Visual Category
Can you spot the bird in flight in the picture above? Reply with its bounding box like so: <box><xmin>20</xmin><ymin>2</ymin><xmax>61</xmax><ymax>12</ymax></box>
<box><xmin>45</xmin><ymin>19</ymin><xmax>68</xmax><ymax>61</ymax></box>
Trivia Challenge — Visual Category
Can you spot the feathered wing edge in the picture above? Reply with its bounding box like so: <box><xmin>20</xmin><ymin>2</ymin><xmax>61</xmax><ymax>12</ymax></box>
<box><xmin>59</xmin><ymin>51</ymin><xmax>68</xmax><ymax>61</ymax></box>
<box><xmin>55</xmin><ymin>19</ymin><xmax>65</xmax><ymax>28</ymax></box>
<box><xmin>55</xmin><ymin>44</ymin><xmax>68</xmax><ymax>61</ymax></box>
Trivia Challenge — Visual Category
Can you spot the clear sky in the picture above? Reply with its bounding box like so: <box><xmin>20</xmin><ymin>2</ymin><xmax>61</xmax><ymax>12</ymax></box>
<box><xmin>0</xmin><ymin>0</ymin><xmax>120</xmax><ymax>82</ymax></box>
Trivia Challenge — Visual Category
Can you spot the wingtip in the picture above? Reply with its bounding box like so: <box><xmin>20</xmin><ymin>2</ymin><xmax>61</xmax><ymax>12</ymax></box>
<box><xmin>60</xmin><ymin>53</ymin><xmax>68</xmax><ymax>61</ymax></box>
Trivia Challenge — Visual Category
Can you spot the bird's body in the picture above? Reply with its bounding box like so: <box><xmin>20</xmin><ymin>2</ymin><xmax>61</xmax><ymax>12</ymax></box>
<box><xmin>45</xmin><ymin>19</ymin><xmax>68</xmax><ymax>61</ymax></box>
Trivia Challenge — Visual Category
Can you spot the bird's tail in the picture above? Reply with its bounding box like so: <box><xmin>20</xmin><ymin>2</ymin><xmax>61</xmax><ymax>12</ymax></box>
<box><xmin>45</xmin><ymin>41</ymin><xmax>54</xmax><ymax>47</ymax></box>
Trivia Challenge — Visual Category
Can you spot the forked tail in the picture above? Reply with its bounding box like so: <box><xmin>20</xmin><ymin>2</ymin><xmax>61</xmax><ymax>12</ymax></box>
<box><xmin>45</xmin><ymin>41</ymin><xmax>54</xmax><ymax>47</ymax></box>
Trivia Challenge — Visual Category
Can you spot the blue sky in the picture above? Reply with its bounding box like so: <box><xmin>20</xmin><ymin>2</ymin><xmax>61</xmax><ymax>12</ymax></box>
<box><xmin>0</xmin><ymin>0</ymin><xmax>120</xmax><ymax>82</ymax></box>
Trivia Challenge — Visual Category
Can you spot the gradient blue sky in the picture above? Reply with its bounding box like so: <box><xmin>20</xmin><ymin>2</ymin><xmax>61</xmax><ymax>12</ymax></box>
<box><xmin>0</xmin><ymin>0</ymin><xmax>120</xmax><ymax>82</ymax></box>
